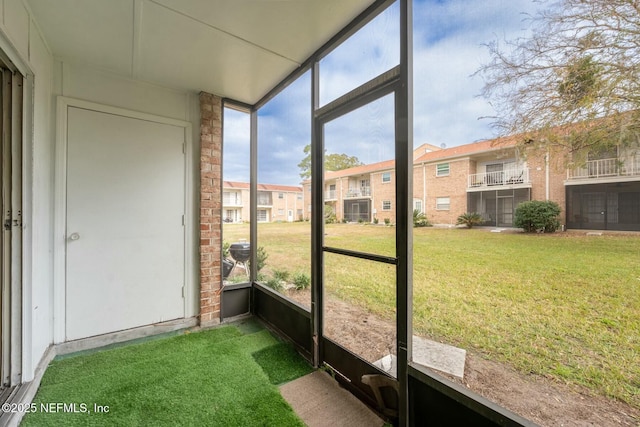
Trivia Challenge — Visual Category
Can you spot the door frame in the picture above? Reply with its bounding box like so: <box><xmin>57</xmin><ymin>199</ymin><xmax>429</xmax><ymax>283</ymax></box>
<box><xmin>1</xmin><ymin>64</ymin><xmax>25</xmax><ymax>388</ymax></box>
<box><xmin>53</xmin><ymin>97</ymin><xmax>193</xmax><ymax>343</ymax></box>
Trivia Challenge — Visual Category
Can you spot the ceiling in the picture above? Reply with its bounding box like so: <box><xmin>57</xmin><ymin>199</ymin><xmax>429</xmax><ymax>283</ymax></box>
<box><xmin>27</xmin><ymin>0</ymin><xmax>376</xmax><ymax>104</ymax></box>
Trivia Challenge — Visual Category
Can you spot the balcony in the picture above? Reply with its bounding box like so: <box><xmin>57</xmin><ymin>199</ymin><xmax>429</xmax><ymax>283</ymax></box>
<box><xmin>325</xmin><ymin>190</ymin><xmax>337</xmax><ymax>200</ymax></box>
<box><xmin>257</xmin><ymin>192</ymin><xmax>272</xmax><ymax>206</ymax></box>
<box><xmin>567</xmin><ymin>155</ymin><xmax>640</xmax><ymax>180</ymax></box>
<box><xmin>345</xmin><ymin>187</ymin><xmax>371</xmax><ymax>198</ymax></box>
<box><xmin>468</xmin><ymin>168</ymin><xmax>530</xmax><ymax>189</ymax></box>
<box><xmin>223</xmin><ymin>197</ymin><xmax>243</xmax><ymax>207</ymax></box>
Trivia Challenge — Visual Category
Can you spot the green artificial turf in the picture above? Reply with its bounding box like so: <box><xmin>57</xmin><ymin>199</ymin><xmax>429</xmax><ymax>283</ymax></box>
<box><xmin>252</xmin><ymin>343</ymin><xmax>313</xmax><ymax>385</ymax></box>
<box><xmin>22</xmin><ymin>322</ymin><xmax>310</xmax><ymax>426</ymax></box>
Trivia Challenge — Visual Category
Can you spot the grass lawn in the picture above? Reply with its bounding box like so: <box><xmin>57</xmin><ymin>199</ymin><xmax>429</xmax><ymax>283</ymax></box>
<box><xmin>224</xmin><ymin>222</ymin><xmax>640</xmax><ymax>408</ymax></box>
<box><xmin>22</xmin><ymin>319</ymin><xmax>312</xmax><ymax>426</ymax></box>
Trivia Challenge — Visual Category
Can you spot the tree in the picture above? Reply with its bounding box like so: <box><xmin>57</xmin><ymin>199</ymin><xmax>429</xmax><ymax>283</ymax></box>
<box><xmin>298</xmin><ymin>144</ymin><xmax>364</xmax><ymax>179</ymax></box>
<box><xmin>477</xmin><ymin>0</ymin><xmax>640</xmax><ymax>159</ymax></box>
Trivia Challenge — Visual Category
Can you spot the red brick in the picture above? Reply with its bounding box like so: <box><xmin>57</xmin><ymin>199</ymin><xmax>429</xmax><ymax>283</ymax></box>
<box><xmin>199</xmin><ymin>92</ymin><xmax>223</xmax><ymax>325</ymax></box>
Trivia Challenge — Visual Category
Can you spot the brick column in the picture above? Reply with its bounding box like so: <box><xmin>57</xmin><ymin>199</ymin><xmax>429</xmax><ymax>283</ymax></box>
<box><xmin>199</xmin><ymin>92</ymin><xmax>222</xmax><ymax>326</ymax></box>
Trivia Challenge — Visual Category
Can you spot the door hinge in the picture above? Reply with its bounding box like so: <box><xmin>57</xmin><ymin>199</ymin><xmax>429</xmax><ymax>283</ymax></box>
<box><xmin>182</xmin><ymin>215</ymin><xmax>185</xmax><ymax>226</ymax></box>
<box><xmin>181</xmin><ymin>286</ymin><xmax>185</xmax><ymax>298</ymax></box>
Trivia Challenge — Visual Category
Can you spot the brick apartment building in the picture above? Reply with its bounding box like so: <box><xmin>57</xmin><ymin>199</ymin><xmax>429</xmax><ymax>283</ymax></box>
<box><xmin>223</xmin><ymin>181</ymin><xmax>304</xmax><ymax>223</ymax></box>
<box><xmin>303</xmin><ymin>138</ymin><xmax>640</xmax><ymax>231</ymax></box>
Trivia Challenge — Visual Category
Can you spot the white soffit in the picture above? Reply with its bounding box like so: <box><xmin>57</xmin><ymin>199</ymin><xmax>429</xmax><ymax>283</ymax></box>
<box><xmin>26</xmin><ymin>0</ymin><xmax>376</xmax><ymax>104</ymax></box>
<box><xmin>138</xmin><ymin>0</ymin><xmax>296</xmax><ymax>103</ymax></box>
<box><xmin>152</xmin><ymin>0</ymin><xmax>375</xmax><ymax>64</ymax></box>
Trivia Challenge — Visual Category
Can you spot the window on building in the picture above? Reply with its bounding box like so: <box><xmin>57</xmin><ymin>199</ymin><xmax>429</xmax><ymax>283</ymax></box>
<box><xmin>278</xmin><ymin>192</ymin><xmax>284</xmax><ymax>199</ymax></box>
<box><xmin>414</xmin><ymin>199</ymin><xmax>423</xmax><ymax>213</ymax></box>
<box><xmin>297</xmin><ymin>193</ymin><xmax>302</xmax><ymax>200</ymax></box>
<box><xmin>257</xmin><ymin>210</ymin><xmax>268</xmax><ymax>222</ymax></box>
<box><xmin>382</xmin><ymin>200</ymin><xmax>392</xmax><ymax>210</ymax></box>
<box><xmin>382</xmin><ymin>172</ymin><xmax>391</xmax><ymax>183</ymax></box>
<box><xmin>436</xmin><ymin>163</ymin><xmax>450</xmax><ymax>176</ymax></box>
<box><xmin>278</xmin><ymin>209</ymin><xmax>284</xmax><ymax>216</ymax></box>
<box><xmin>436</xmin><ymin>197</ymin><xmax>450</xmax><ymax>210</ymax></box>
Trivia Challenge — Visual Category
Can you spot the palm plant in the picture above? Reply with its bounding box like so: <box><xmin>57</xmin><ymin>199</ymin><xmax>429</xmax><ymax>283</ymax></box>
<box><xmin>413</xmin><ymin>209</ymin><xmax>431</xmax><ymax>227</ymax></box>
<box><xmin>456</xmin><ymin>212</ymin><xmax>483</xmax><ymax>228</ymax></box>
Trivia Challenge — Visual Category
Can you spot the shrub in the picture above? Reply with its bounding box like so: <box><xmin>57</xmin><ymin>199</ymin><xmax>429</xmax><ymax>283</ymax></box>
<box><xmin>384</xmin><ymin>218</ymin><xmax>391</xmax><ymax>226</ymax></box>
<box><xmin>324</xmin><ymin>205</ymin><xmax>337</xmax><ymax>224</ymax></box>
<box><xmin>265</xmin><ymin>278</ymin><xmax>283</xmax><ymax>292</ymax></box>
<box><xmin>256</xmin><ymin>246</ymin><xmax>268</xmax><ymax>271</ymax></box>
<box><xmin>456</xmin><ymin>212</ymin><xmax>484</xmax><ymax>229</ymax></box>
<box><xmin>514</xmin><ymin>200</ymin><xmax>561</xmax><ymax>233</ymax></box>
<box><xmin>222</xmin><ymin>241</ymin><xmax>230</xmax><ymax>258</ymax></box>
<box><xmin>373</xmin><ymin>217</ymin><xmax>379</xmax><ymax>225</ymax></box>
<box><xmin>413</xmin><ymin>209</ymin><xmax>431</xmax><ymax>227</ymax></box>
<box><xmin>292</xmin><ymin>272</ymin><xmax>311</xmax><ymax>290</ymax></box>
<box><xmin>272</xmin><ymin>268</ymin><xmax>290</xmax><ymax>282</ymax></box>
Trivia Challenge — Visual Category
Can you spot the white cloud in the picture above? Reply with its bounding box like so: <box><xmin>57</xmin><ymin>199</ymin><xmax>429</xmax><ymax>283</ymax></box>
<box><xmin>413</xmin><ymin>0</ymin><xmax>538</xmax><ymax>147</ymax></box>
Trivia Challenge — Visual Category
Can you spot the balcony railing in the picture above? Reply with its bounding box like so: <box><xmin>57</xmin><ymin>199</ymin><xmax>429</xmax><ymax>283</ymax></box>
<box><xmin>345</xmin><ymin>187</ymin><xmax>371</xmax><ymax>198</ymax></box>
<box><xmin>223</xmin><ymin>197</ymin><xmax>242</xmax><ymax>207</ymax></box>
<box><xmin>468</xmin><ymin>168</ymin><xmax>530</xmax><ymax>189</ymax></box>
<box><xmin>567</xmin><ymin>155</ymin><xmax>640</xmax><ymax>180</ymax></box>
<box><xmin>325</xmin><ymin>190</ymin><xmax>337</xmax><ymax>200</ymax></box>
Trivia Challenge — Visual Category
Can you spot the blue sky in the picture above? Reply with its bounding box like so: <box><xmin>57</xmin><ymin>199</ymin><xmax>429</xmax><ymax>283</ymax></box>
<box><xmin>224</xmin><ymin>0</ymin><xmax>539</xmax><ymax>186</ymax></box>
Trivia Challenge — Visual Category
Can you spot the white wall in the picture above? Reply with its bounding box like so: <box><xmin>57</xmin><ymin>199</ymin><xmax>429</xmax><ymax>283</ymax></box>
<box><xmin>1</xmin><ymin>0</ymin><xmax>55</xmax><ymax>382</ymax></box>
<box><xmin>54</xmin><ymin>61</ymin><xmax>195</xmax><ymax>122</ymax></box>
<box><xmin>52</xmin><ymin>60</ymin><xmax>202</xmax><ymax>322</ymax></box>
<box><xmin>0</xmin><ymin>0</ymin><xmax>201</xmax><ymax>382</ymax></box>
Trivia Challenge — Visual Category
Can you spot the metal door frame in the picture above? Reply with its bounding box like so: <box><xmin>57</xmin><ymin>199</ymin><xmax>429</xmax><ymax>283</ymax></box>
<box><xmin>0</xmin><ymin>64</ymin><xmax>23</xmax><ymax>388</ymax></box>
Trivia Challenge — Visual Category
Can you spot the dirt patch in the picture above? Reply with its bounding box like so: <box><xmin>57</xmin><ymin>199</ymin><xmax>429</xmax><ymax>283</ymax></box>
<box><xmin>284</xmin><ymin>288</ymin><xmax>639</xmax><ymax>427</ymax></box>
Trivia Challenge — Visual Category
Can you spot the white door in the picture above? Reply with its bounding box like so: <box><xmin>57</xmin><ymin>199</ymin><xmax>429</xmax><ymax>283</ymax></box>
<box><xmin>66</xmin><ymin>107</ymin><xmax>185</xmax><ymax>340</ymax></box>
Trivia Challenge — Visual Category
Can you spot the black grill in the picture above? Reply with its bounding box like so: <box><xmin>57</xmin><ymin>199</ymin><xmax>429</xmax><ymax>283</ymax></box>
<box><xmin>229</xmin><ymin>242</ymin><xmax>250</xmax><ymax>263</ymax></box>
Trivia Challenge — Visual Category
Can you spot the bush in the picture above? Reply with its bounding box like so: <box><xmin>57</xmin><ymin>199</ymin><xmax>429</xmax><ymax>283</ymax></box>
<box><xmin>255</xmin><ymin>246</ymin><xmax>268</xmax><ymax>271</ymax></box>
<box><xmin>324</xmin><ymin>205</ymin><xmax>337</xmax><ymax>224</ymax></box>
<box><xmin>222</xmin><ymin>241</ymin><xmax>230</xmax><ymax>258</ymax></box>
<box><xmin>272</xmin><ymin>268</ymin><xmax>290</xmax><ymax>282</ymax></box>
<box><xmin>265</xmin><ymin>278</ymin><xmax>283</xmax><ymax>292</ymax></box>
<box><xmin>456</xmin><ymin>212</ymin><xmax>484</xmax><ymax>229</ymax></box>
<box><xmin>292</xmin><ymin>272</ymin><xmax>311</xmax><ymax>290</ymax></box>
<box><xmin>514</xmin><ymin>200</ymin><xmax>561</xmax><ymax>233</ymax></box>
<box><xmin>384</xmin><ymin>218</ymin><xmax>391</xmax><ymax>226</ymax></box>
<box><xmin>413</xmin><ymin>209</ymin><xmax>431</xmax><ymax>227</ymax></box>
<box><xmin>373</xmin><ymin>217</ymin><xmax>379</xmax><ymax>225</ymax></box>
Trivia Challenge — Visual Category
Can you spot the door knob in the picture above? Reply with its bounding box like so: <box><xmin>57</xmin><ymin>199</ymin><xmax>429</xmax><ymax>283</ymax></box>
<box><xmin>69</xmin><ymin>232</ymin><xmax>80</xmax><ymax>241</ymax></box>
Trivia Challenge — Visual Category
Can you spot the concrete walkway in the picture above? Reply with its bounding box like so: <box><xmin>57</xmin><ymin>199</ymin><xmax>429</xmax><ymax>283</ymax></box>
<box><xmin>280</xmin><ymin>370</ymin><xmax>385</xmax><ymax>427</ymax></box>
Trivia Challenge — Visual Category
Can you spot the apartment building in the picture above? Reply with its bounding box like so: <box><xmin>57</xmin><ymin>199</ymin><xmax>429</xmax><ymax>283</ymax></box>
<box><xmin>304</xmin><ymin>137</ymin><xmax>640</xmax><ymax>231</ymax></box>
<box><xmin>223</xmin><ymin>181</ymin><xmax>304</xmax><ymax>223</ymax></box>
